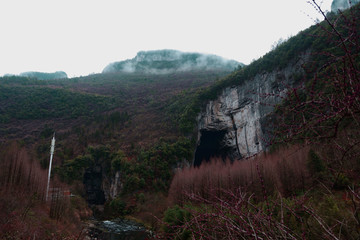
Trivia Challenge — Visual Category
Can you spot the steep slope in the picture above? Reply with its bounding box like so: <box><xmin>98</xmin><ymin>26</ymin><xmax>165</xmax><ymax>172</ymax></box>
<box><xmin>193</xmin><ymin>3</ymin><xmax>360</xmax><ymax>165</ymax></box>
<box><xmin>195</xmin><ymin>55</ymin><xmax>307</xmax><ymax>165</ymax></box>
<box><xmin>167</xmin><ymin>4</ymin><xmax>360</xmax><ymax>238</ymax></box>
<box><xmin>0</xmin><ymin>69</ymin><xmax>231</xmax><ymax>146</ymax></box>
<box><xmin>103</xmin><ymin>49</ymin><xmax>242</xmax><ymax>74</ymax></box>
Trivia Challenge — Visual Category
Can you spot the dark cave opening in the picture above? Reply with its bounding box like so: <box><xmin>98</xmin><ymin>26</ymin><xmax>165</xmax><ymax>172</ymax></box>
<box><xmin>83</xmin><ymin>165</ymin><xmax>105</xmax><ymax>205</ymax></box>
<box><xmin>194</xmin><ymin>129</ymin><xmax>232</xmax><ymax>167</ymax></box>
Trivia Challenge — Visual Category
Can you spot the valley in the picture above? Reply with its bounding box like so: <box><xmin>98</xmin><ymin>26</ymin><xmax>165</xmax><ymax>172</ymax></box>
<box><xmin>1</xmin><ymin>1</ymin><xmax>360</xmax><ymax>239</ymax></box>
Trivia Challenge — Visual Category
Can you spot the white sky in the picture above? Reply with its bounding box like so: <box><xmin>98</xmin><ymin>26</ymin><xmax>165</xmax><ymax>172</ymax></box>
<box><xmin>0</xmin><ymin>0</ymin><xmax>332</xmax><ymax>77</ymax></box>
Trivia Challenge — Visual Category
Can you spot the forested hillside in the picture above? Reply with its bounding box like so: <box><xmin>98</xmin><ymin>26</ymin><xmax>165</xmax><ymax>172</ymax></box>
<box><xmin>1</xmin><ymin>1</ymin><xmax>360</xmax><ymax>239</ymax></box>
<box><xmin>0</xmin><ymin>64</ymin><xmax>233</xmax><ymax>238</ymax></box>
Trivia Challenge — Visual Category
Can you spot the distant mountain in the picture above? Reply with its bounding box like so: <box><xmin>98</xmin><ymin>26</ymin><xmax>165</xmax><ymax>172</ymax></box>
<box><xmin>102</xmin><ymin>50</ymin><xmax>243</xmax><ymax>74</ymax></box>
<box><xmin>331</xmin><ymin>0</ymin><xmax>360</xmax><ymax>12</ymax></box>
<box><xmin>19</xmin><ymin>71</ymin><xmax>68</xmax><ymax>80</ymax></box>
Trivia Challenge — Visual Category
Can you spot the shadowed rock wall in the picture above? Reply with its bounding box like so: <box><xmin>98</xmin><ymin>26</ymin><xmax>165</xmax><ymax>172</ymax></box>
<box><xmin>195</xmin><ymin>53</ymin><xmax>309</xmax><ymax>165</ymax></box>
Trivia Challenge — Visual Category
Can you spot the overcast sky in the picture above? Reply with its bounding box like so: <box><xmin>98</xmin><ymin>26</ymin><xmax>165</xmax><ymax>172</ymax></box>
<box><xmin>0</xmin><ymin>0</ymin><xmax>332</xmax><ymax>77</ymax></box>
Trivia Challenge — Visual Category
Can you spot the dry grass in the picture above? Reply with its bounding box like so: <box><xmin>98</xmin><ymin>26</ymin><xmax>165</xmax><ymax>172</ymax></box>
<box><xmin>169</xmin><ymin>145</ymin><xmax>310</xmax><ymax>203</ymax></box>
<box><xmin>0</xmin><ymin>142</ymin><xmax>87</xmax><ymax>239</ymax></box>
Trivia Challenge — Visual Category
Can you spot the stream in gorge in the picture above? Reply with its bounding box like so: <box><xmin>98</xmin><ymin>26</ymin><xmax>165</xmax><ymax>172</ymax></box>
<box><xmin>85</xmin><ymin>218</ymin><xmax>150</xmax><ymax>240</ymax></box>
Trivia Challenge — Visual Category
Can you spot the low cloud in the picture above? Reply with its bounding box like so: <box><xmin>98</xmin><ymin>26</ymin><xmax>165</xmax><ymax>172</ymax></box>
<box><xmin>102</xmin><ymin>50</ymin><xmax>242</xmax><ymax>74</ymax></box>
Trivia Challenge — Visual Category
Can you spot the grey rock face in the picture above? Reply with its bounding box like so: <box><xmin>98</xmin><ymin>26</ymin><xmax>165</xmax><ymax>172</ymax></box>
<box><xmin>109</xmin><ymin>171</ymin><xmax>122</xmax><ymax>199</ymax></box>
<box><xmin>195</xmin><ymin>53</ymin><xmax>309</xmax><ymax>165</ymax></box>
<box><xmin>331</xmin><ymin>0</ymin><xmax>360</xmax><ymax>12</ymax></box>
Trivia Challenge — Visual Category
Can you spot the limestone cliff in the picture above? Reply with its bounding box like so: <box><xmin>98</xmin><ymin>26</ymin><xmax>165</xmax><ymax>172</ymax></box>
<box><xmin>194</xmin><ymin>53</ymin><xmax>309</xmax><ymax>166</ymax></box>
<box><xmin>83</xmin><ymin>166</ymin><xmax>122</xmax><ymax>204</ymax></box>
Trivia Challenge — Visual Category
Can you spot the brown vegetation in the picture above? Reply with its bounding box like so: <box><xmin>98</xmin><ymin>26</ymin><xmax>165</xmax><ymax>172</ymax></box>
<box><xmin>164</xmin><ymin>142</ymin><xmax>360</xmax><ymax>239</ymax></box>
<box><xmin>0</xmin><ymin>142</ymin><xmax>88</xmax><ymax>239</ymax></box>
<box><xmin>169</xmin><ymin>146</ymin><xmax>310</xmax><ymax>204</ymax></box>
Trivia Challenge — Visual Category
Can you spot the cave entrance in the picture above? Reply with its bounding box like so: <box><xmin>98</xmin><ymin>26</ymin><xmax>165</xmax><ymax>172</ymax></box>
<box><xmin>194</xmin><ymin>129</ymin><xmax>232</xmax><ymax>167</ymax></box>
<box><xmin>83</xmin><ymin>165</ymin><xmax>105</xmax><ymax>205</ymax></box>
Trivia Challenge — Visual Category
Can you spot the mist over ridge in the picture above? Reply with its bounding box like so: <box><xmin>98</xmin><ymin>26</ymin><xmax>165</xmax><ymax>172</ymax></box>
<box><xmin>19</xmin><ymin>71</ymin><xmax>68</xmax><ymax>80</ymax></box>
<box><xmin>102</xmin><ymin>49</ymin><xmax>243</xmax><ymax>74</ymax></box>
<box><xmin>331</xmin><ymin>0</ymin><xmax>360</xmax><ymax>12</ymax></box>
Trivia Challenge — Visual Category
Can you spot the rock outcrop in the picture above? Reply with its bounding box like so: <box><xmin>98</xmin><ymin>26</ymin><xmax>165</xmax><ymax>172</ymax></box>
<box><xmin>109</xmin><ymin>171</ymin><xmax>122</xmax><ymax>199</ymax></box>
<box><xmin>83</xmin><ymin>166</ymin><xmax>123</xmax><ymax>205</ymax></box>
<box><xmin>194</xmin><ymin>53</ymin><xmax>309</xmax><ymax>166</ymax></box>
<box><xmin>103</xmin><ymin>49</ymin><xmax>242</xmax><ymax>74</ymax></box>
<box><xmin>331</xmin><ymin>0</ymin><xmax>360</xmax><ymax>12</ymax></box>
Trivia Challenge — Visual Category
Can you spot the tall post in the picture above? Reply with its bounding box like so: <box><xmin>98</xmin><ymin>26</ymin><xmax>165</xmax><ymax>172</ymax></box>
<box><xmin>46</xmin><ymin>133</ymin><xmax>56</xmax><ymax>201</ymax></box>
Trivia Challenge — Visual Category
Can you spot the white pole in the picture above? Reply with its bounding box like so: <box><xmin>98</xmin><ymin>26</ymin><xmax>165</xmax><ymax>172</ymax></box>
<box><xmin>46</xmin><ymin>133</ymin><xmax>55</xmax><ymax>201</ymax></box>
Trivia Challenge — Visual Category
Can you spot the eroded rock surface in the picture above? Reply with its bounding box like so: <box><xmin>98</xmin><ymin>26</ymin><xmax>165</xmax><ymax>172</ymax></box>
<box><xmin>195</xmin><ymin>54</ymin><xmax>308</xmax><ymax>165</ymax></box>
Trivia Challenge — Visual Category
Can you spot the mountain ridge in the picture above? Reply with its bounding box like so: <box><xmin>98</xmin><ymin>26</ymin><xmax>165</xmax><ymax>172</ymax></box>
<box><xmin>19</xmin><ymin>71</ymin><xmax>68</xmax><ymax>80</ymax></box>
<box><xmin>103</xmin><ymin>49</ymin><xmax>243</xmax><ymax>74</ymax></box>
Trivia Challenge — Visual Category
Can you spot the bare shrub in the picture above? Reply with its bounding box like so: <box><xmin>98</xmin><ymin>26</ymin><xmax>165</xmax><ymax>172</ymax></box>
<box><xmin>169</xmin><ymin>146</ymin><xmax>310</xmax><ymax>204</ymax></box>
<box><xmin>0</xmin><ymin>142</ymin><xmax>47</xmax><ymax>199</ymax></box>
<box><xmin>0</xmin><ymin>142</ymin><xmax>85</xmax><ymax>239</ymax></box>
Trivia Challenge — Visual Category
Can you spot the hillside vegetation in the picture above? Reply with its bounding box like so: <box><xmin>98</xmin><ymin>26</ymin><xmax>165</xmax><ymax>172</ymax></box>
<box><xmin>1</xmin><ymin>1</ymin><xmax>360</xmax><ymax>238</ymax></box>
<box><xmin>161</xmin><ymin>2</ymin><xmax>360</xmax><ymax>239</ymax></box>
<box><xmin>0</xmin><ymin>63</ymin><xmax>234</xmax><ymax>237</ymax></box>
